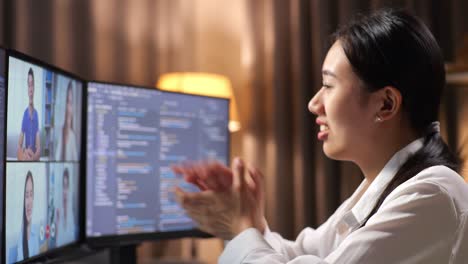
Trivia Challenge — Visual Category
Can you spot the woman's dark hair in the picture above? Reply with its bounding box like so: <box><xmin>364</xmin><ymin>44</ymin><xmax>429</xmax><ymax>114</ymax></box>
<box><xmin>22</xmin><ymin>171</ymin><xmax>34</xmax><ymax>259</ymax></box>
<box><xmin>63</xmin><ymin>167</ymin><xmax>70</xmax><ymax>188</ymax></box>
<box><xmin>333</xmin><ymin>9</ymin><xmax>461</xmax><ymax>226</ymax></box>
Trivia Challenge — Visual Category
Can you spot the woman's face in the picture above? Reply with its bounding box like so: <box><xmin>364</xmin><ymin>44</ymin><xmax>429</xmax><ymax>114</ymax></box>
<box><xmin>25</xmin><ymin>177</ymin><xmax>34</xmax><ymax>224</ymax></box>
<box><xmin>309</xmin><ymin>41</ymin><xmax>377</xmax><ymax>161</ymax></box>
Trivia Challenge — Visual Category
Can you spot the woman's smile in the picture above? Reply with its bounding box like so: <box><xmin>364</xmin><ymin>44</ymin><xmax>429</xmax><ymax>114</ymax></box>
<box><xmin>316</xmin><ymin>119</ymin><xmax>329</xmax><ymax>140</ymax></box>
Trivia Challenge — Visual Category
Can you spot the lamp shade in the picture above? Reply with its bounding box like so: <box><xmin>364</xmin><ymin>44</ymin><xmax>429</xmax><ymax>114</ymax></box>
<box><xmin>157</xmin><ymin>72</ymin><xmax>241</xmax><ymax>132</ymax></box>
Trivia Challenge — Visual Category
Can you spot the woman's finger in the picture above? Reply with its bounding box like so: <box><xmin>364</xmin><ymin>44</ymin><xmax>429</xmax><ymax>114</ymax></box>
<box><xmin>175</xmin><ymin>188</ymin><xmax>214</xmax><ymax>207</ymax></box>
<box><xmin>194</xmin><ymin>178</ymin><xmax>209</xmax><ymax>191</ymax></box>
<box><xmin>195</xmin><ymin>162</ymin><xmax>222</xmax><ymax>191</ymax></box>
<box><xmin>184</xmin><ymin>163</ymin><xmax>210</xmax><ymax>191</ymax></box>
<box><xmin>173</xmin><ymin>161</ymin><xmax>233</xmax><ymax>192</ymax></box>
<box><xmin>207</xmin><ymin>162</ymin><xmax>233</xmax><ymax>190</ymax></box>
<box><xmin>246</xmin><ymin>167</ymin><xmax>257</xmax><ymax>191</ymax></box>
<box><xmin>172</xmin><ymin>164</ymin><xmax>208</xmax><ymax>191</ymax></box>
<box><xmin>172</xmin><ymin>164</ymin><xmax>195</xmax><ymax>183</ymax></box>
<box><xmin>231</xmin><ymin>157</ymin><xmax>245</xmax><ymax>192</ymax></box>
<box><xmin>171</xmin><ymin>164</ymin><xmax>185</xmax><ymax>174</ymax></box>
<box><xmin>174</xmin><ymin>186</ymin><xmax>187</xmax><ymax>206</ymax></box>
<box><xmin>248</xmin><ymin>167</ymin><xmax>264</xmax><ymax>198</ymax></box>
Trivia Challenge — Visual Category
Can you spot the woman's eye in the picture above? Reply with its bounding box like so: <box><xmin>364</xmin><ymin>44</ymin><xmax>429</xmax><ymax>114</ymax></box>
<box><xmin>322</xmin><ymin>84</ymin><xmax>332</xmax><ymax>89</ymax></box>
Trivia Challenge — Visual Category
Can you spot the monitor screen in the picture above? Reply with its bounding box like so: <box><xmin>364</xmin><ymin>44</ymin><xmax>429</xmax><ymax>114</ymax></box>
<box><xmin>86</xmin><ymin>82</ymin><xmax>229</xmax><ymax>239</ymax></box>
<box><xmin>0</xmin><ymin>48</ymin><xmax>6</xmax><ymax>264</ymax></box>
<box><xmin>5</xmin><ymin>53</ymin><xmax>82</xmax><ymax>263</ymax></box>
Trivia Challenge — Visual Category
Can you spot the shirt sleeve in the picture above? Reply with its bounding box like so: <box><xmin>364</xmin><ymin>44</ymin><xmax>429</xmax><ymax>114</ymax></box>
<box><xmin>219</xmin><ymin>182</ymin><xmax>458</xmax><ymax>264</ymax></box>
<box><xmin>21</xmin><ymin>110</ymin><xmax>27</xmax><ymax>133</ymax></box>
<box><xmin>261</xmin><ymin>219</ymin><xmax>335</xmax><ymax>260</ymax></box>
<box><xmin>258</xmin><ymin>198</ymin><xmax>352</xmax><ymax>260</ymax></box>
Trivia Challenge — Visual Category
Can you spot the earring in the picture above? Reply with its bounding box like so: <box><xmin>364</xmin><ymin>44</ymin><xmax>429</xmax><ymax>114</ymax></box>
<box><xmin>375</xmin><ymin>116</ymin><xmax>383</xmax><ymax>123</ymax></box>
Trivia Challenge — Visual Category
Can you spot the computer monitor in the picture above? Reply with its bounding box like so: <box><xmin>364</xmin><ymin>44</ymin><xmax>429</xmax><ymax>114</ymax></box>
<box><xmin>0</xmin><ymin>47</ymin><xmax>7</xmax><ymax>264</ymax></box>
<box><xmin>5</xmin><ymin>51</ymin><xmax>83</xmax><ymax>263</ymax></box>
<box><xmin>86</xmin><ymin>82</ymin><xmax>229</xmax><ymax>244</ymax></box>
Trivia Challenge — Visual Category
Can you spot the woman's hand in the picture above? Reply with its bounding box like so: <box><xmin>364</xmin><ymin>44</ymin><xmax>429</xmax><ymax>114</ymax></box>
<box><xmin>172</xmin><ymin>161</ymin><xmax>233</xmax><ymax>192</ymax></box>
<box><xmin>172</xmin><ymin>158</ymin><xmax>266</xmax><ymax>240</ymax></box>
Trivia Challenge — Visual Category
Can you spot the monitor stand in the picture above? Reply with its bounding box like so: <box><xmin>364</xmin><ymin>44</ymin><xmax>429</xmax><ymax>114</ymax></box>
<box><xmin>110</xmin><ymin>244</ymin><xmax>138</xmax><ymax>264</ymax></box>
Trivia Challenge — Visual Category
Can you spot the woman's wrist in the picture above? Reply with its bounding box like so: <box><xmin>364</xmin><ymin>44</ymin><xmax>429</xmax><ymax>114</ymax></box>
<box><xmin>234</xmin><ymin>218</ymin><xmax>254</xmax><ymax>235</ymax></box>
<box><xmin>257</xmin><ymin>217</ymin><xmax>268</xmax><ymax>234</ymax></box>
<box><xmin>232</xmin><ymin>216</ymin><xmax>267</xmax><ymax>238</ymax></box>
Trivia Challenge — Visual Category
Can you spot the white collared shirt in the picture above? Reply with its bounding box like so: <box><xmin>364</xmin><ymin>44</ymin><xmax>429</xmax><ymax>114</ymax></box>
<box><xmin>220</xmin><ymin>139</ymin><xmax>468</xmax><ymax>263</ymax></box>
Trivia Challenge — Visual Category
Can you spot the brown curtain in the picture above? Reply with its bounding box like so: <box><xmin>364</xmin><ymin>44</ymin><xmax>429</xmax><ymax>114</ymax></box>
<box><xmin>242</xmin><ymin>0</ymin><xmax>468</xmax><ymax>240</ymax></box>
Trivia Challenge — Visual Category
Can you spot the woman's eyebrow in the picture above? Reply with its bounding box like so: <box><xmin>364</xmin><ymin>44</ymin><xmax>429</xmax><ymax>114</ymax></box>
<box><xmin>322</xmin><ymin>69</ymin><xmax>338</xmax><ymax>79</ymax></box>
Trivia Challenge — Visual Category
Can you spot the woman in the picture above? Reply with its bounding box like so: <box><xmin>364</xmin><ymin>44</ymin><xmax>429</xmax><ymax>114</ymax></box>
<box><xmin>56</xmin><ymin>168</ymin><xmax>76</xmax><ymax>246</ymax></box>
<box><xmin>172</xmin><ymin>9</ymin><xmax>468</xmax><ymax>263</ymax></box>
<box><xmin>55</xmin><ymin>81</ymin><xmax>78</xmax><ymax>161</ymax></box>
<box><xmin>17</xmin><ymin>171</ymin><xmax>40</xmax><ymax>261</ymax></box>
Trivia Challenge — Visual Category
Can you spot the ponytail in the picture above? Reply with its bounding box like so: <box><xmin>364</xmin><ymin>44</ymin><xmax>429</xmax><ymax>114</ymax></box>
<box><xmin>361</xmin><ymin>122</ymin><xmax>461</xmax><ymax>227</ymax></box>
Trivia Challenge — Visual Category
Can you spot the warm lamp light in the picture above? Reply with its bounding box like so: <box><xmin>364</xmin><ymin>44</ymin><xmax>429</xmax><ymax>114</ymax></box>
<box><xmin>157</xmin><ymin>72</ymin><xmax>241</xmax><ymax>132</ymax></box>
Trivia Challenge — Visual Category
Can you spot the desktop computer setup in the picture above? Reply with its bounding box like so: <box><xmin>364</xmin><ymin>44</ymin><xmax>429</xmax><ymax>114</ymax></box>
<box><xmin>1</xmin><ymin>48</ymin><xmax>230</xmax><ymax>264</ymax></box>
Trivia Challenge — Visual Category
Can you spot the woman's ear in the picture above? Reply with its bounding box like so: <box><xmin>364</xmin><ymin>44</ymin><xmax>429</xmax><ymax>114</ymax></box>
<box><xmin>375</xmin><ymin>86</ymin><xmax>402</xmax><ymax>121</ymax></box>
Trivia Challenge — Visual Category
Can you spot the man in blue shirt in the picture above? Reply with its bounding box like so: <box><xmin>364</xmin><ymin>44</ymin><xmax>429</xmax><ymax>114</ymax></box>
<box><xmin>17</xmin><ymin>68</ymin><xmax>40</xmax><ymax>161</ymax></box>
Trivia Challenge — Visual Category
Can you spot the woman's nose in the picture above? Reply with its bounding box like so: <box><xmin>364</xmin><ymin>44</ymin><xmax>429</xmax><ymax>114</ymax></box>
<box><xmin>308</xmin><ymin>89</ymin><xmax>323</xmax><ymax>115</ymax></box>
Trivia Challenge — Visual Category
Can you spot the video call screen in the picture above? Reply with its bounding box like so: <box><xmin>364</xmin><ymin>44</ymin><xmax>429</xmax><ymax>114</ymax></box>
<box><xmin>0</xmin><ymin>48</ymin><xmax>6</xmax><ymax>264</ymax></box>
<box><xmin>86</xmin><ymin>82</ymin><xmax>229</xmax><ymax>237</ymax></box>
<box><xmin>5</xmin><ymin>55</ymin><xmax>82</xmax><ymax>263</ymax></box>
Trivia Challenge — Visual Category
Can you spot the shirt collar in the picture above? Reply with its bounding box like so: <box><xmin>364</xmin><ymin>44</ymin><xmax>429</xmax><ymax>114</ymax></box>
<box><xmin>341</xmin><ymin>137</ymin><xmax>424</xmax><ymax>229</ymax></box>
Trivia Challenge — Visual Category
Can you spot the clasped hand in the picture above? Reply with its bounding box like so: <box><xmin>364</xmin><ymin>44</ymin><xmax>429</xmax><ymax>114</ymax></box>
<box><xmin>22</xmin><ymin>147</ymin><xmax>34</xmax><ymax>160</ymax></box>
<box><xmin>172</xmin><ymin>158</ymin><xmax>266</xmax><ymax>240</ymax></box>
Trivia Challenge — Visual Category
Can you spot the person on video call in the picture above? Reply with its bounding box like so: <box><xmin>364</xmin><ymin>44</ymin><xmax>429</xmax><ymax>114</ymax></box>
<box><xmin>56</xmin><ymin>168</ymin><xmax>76</xmax><ymax>246</ymax></box>
<box><xmin>17</xmin><ymin>68</ymin><xmax>41</xmax><ymax>161</ymax></box>
<box><xmin>55</xmin><ymin>81</ymin><xmax>78</xmax><ymax>161</ymax></box>
<box><xmin>17</xmin><ymin>171</ymin><xmax>40</xmax><ymax>261</ymax></box>
<box><xmin>172</xmin><ymin>9</ymin><xmax>468</xmax><ymax>263</ymax></box>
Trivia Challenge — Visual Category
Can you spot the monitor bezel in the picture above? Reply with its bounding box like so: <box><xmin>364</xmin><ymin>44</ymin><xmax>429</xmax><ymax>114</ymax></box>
<box><xmin>84</xmin><ymin>80</ymin><xmax>230</xmax><ymax>246</ymax></box>
<box><xmin>0</xmin><ymin>46</ymin><xmax>8</xmax><ymax>264</ymax></box>
<box><xmin>2</xmin><ymin>49</ymin><xmax>87</xmax><ymax>264</ymax></box>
